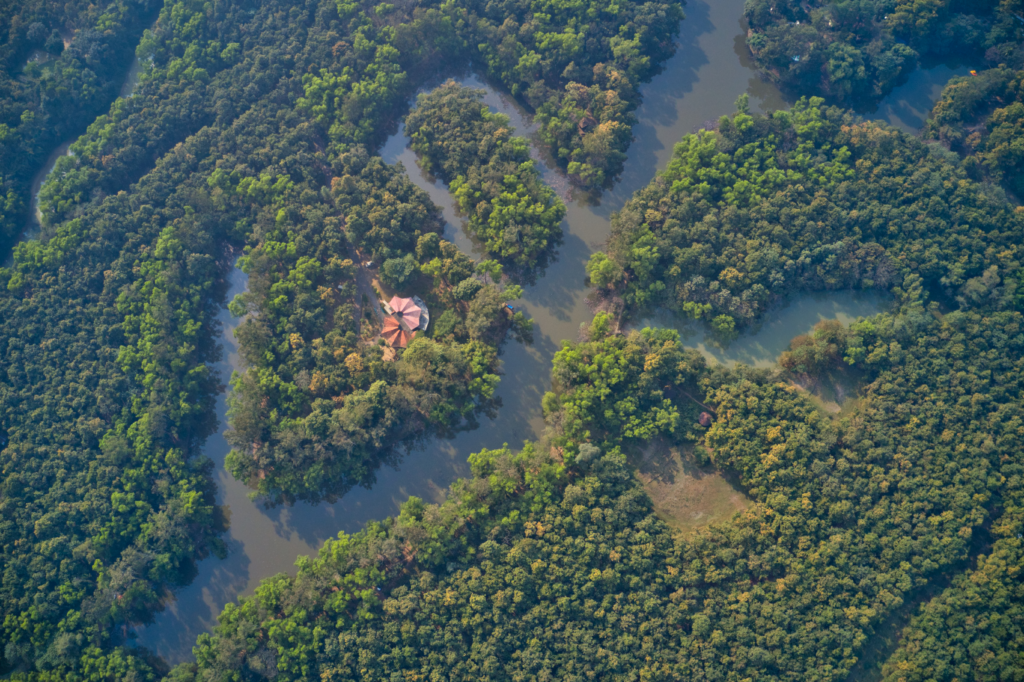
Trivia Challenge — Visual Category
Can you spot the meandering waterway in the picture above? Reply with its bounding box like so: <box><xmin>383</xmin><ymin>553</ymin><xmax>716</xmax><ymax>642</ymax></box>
<box><xmin>135</xmin><ymin>0</ymin><xmax>962</xmax><ymax>661</ymax></box>
<box><xmin>1</xmin><ymin>39</ymin><xmax>148</xmax><ymax>269</ymax></box>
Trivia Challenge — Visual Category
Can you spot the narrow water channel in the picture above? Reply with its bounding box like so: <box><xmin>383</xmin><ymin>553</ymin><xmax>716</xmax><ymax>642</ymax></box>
<box><xmin>27</xmin><ymin>141</ymin><xmax>71</xmax><ymax>229</ymax></box>
<box><xmin>136</xmin><ymin>0</ymin><xmax>959</xmax><ymax>662</ymax></box>
<box><xmin>2</xmin><ymin>36</ymin><xmax>148</xmax><ymax>269</ymax></box>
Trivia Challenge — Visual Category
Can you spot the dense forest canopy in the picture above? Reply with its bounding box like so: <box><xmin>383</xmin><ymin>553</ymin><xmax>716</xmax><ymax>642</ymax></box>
<box><xmin>587</xmin><ymin>98</ymin><xmax>1024</xmax><ymax>338</ymax></box>
<box><xmin>405</xmin><ymin>82</ymin><xmax>566</xmax><ymax>273</ymax></box>
<box><xmin>0</xmin><ymin>0</ymin><xmax>162</xmax><ymax>253</ymax></box>
<box><xmin>222</xmin><ymin>144</ymin><xmax>530</xmax><ymax>505</ymax></box>
<box><xmin>743</xmin><ymin>0</ymin><xmax>1024</xmax><ymax>104</ymax></box>
<box><xmin>0</xmin><ymin>0</ymin><xmax>688</xmax><ymax>676</ymax></box>
<box><xmin>879</xmin><ymin>506</ymin><xmax>1024</xmax><ymax>681</ymax></box>
<box><xmin>921</xmin><ymin>65</ymin><xmax>1024</xmax><ymax>199</ymax></box>
<box><xmin>571</xmin><ymin>98</ymin><xmax>1024</xmax><ymax>680</ymax></box>
<box><xmin>176</xmin><ymin>285</ymin><xmax>1024</xmax><ymax>680</ymax></box>
<box><xmin>3</xmin><ymin>0</ymin><xmax>1024</xmax><ymax>677</ymax></box>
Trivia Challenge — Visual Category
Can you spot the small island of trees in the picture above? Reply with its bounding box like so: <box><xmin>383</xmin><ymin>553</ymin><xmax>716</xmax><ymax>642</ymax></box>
<box><xmin>3</xmin><ymin>0</ymin><xmax>1024</xmax><ymax>679</ymax></box>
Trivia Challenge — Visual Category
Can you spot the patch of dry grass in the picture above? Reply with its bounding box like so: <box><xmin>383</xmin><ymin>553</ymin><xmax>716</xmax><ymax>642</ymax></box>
<box><xmin>629</xmin><ymin>441</ymin><xmax>751</xmax><ymax>535</ymax></box>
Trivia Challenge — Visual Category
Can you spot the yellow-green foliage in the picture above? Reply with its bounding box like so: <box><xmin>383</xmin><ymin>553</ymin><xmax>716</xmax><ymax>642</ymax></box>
<box><xmin>180</xmin><ymin>291</ymin><xmax>1024</xmax><ymax>681</ymax></box>
<box><xmin>406</xmin><ymin>82</ymin><xmax>566</xmax><ymax>271</ymax></box>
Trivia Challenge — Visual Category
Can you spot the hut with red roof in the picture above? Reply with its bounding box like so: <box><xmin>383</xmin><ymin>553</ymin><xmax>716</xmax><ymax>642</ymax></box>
<box><xmin>381</xmin><ymin>296</ymin><xmax>429</xmax><ymax>348</ymax></box>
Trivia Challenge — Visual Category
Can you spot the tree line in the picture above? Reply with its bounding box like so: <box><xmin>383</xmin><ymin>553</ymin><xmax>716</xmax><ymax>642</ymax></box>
<box><xmin>406</xmin><ymin>81</ymin><xmax>566</xmax><ymax>274</ymax></box>
<box><xmin>0</xmin><ymin>0</ymin><xmax>162</xmax><ymax>253</ymax></box>
<box><xmin>220</xmin><ymin>142</ymin><xmax>529</xmax><ymax>505</ymax></box>
<box><xmin>743</xmin><ymin>0</ymin><xmax>1024</xmax><ymax>105</ymax></box>
<box><xmin>587</xmin><ymin>98</ymin><xmax>1024</xmax><ymax>340</ymax></box>
<box><xmin>173</xmin><ymin>279</ymin><xmax>1024</xmax><ymax>681</ymax></box>
<box><xmin>174</xmin><ymin>95</ymin><xmax>1024</xmax><ymax>680</ymax></box>
<box><xmin>921</xmin><ymin>65</ymin><xmax>1024</xmax><ymax>202</ymax></box>
<box><xmin>0</xmin><ymin>0</ymin><xmax>685</xmax><ymax>675</ymax></box>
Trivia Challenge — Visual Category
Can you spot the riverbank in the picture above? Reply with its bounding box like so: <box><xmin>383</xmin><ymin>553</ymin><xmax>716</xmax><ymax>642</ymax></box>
<box><xmin>133</xmin><ymin>0</ymin><xmax>963</xmax><ymax>662</ymax></box>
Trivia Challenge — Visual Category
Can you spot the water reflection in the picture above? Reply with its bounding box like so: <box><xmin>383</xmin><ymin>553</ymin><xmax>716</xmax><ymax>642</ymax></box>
<box><xmin>601</xmin><ymin>0</ymin><xmax>786</xmax><ymax>210</ymax></box>
<box><xmin>380</xmin><ymin>72</ymin><xmax>564</xmax><ymax>263</ymax></box>
<box><xmin>135</xmin><ymin>0</ymin><xmax>964</xmax><ymax>663</ymax></box>
<box><xmin>134</xmin><ymin>266</ymin><xmax>477</xmax><ymax>661</ymax></box>
<box><xmin>119</xmin><ymin>52</ymin><xmax>145</xmax><ymax>99</ymax></box>
<box><xmin>866</xmin><ymin>62</ymin><xmax>974</xmax><ymax>135</ymax></box>
<box><xmin>641</xmin><ymin>290</ymin><xmax>891</xmax><ymax>368</ymax></box>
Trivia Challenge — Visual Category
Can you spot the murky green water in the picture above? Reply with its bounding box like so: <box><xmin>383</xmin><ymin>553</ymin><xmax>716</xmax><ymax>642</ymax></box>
<box><xmin>865</xmin><ymin>61</ymin><xmax>973</xmax><ymax>135</ymax></box>
<box><xmin>640</xmin><ymin>290</ymin><xmax>889</xmax><ymax>368</ymax></box>
<box><xmin>134</xmin><ymin>0</ymin><xmax>957</xmax><ymax>661</ymax></box>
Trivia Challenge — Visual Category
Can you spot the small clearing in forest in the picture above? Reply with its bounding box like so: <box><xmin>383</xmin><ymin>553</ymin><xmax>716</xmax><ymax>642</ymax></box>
<box><xmin>629</xmin><ymin>442</ymin><xmax>750</xmax><ymax>535</ymax></box>
<box><xmin>789</xmin><ymin>367</ymin><xmax>864</xmax><ymax>419</ymax></box>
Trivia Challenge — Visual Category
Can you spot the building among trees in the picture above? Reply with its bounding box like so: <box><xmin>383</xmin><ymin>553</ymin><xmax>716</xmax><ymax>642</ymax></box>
<box><xmin>381</xmin><ymin>295</ymin><xmax>429</xmax><ymax>348</ymax></box>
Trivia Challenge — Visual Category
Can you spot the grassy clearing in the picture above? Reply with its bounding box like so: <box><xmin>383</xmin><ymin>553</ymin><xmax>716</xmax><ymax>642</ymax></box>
<box><xmin>628</xmin><ymin>441</ymin><xmax>751</xmax><ymax>535</ymax></box>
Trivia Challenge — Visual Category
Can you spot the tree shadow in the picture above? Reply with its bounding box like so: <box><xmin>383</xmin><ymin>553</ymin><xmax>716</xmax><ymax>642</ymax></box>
<box><xmin>595</xmin><ymin>10</ymin><xmax>714</xmax><ymax>213</ymax></box>
<box><xmin>130</xmin><ymin>532</ymin><xmax>252</xmax><ymax>665</ymax></box>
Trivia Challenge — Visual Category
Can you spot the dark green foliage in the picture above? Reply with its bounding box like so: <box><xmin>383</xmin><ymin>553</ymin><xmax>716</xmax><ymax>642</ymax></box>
<box><xmin>0</xmin><ymin>0</ymin><xmax>92</xmax><ymax>70</ymax></box>
<box><xmin>175</xmin><ymin>93</ymin><xmax>1024</xmax><ymax>679</ymax></box>
<box><xmin>0</xmin><ymin>0</ymin><xmax>163</xmax><ymax>252</ymax></box>
<box><xmin>406</xmin><ymin>82</ymin><xmax>566</xmax><ymax>271</ymax></box>
<box><xmin>293</xmin><ymin>0</ymin><xmax>685</xmax><ymax>193</ymax></box>
<box><xmin>926</xmin><ymin>66</ymin><xmax>1024</xmax><ymax>139</ymax></box>
<box><xmin>923</xmin><ymin>66</ymin><xmax>1024</xmax><ymax>197</ymax></box>
<box><xmin>591</xmin><ymin>99</ymin><xmax>1024</xmax><ymax>332</ymax></box>
<box><xmin>223</xmin><ymin>201</ymin><xmax>513</xmax><ymax>504</ymax></box>
<box><xmin>743</xmin><ymin>0</ymin><xmax>1023</xmax><ymax>104</ymax></box>
<box><xmin>173</xmin><ymin>441</ymin><xmax>693</xmax><ymax>682</ymax></box>
<box><xmin>880</xmin><ymin>506</ymin><xmax>1024</xmax><ymax>681</ymax></box>
<box><xmin>43</xmin><ymin>30</ymin><xmax>64</xmax><ymax>56</ymax></box>
<box><xmin>0</xmin><ymin>0</ymin><xmax>525</xmax><ymax>672</ymax></box>
<box><xmin>215</xmin><ymin>127</ymin><xmax>523</xmax><ymax>505</ymax></box>
<box><xmin>677</xmin><ymin>305</ymin><xmax>1018</xmax><ymax>678</ymax></box>
<box><xmin>179</xmin><ymin>286</ymin><xmax>1024</xmax><ymax>680</ymax></box>
<box><xmin>330</xmin><ymin>147</ymin><xmax>440</xmax><ymax>263</ymax></box>
<box><xmin>380</xmin><ymin>254</ymin><xmax>419</xmax><ymax>290</ymax></box>
<box><xmin>170</xmin><ymin>74</ymin><xmax>1024</xmax><ymax>682</ymax></box>
<box><xmin>0</xmin><ymin>0</ymin><xmax>675</xmax><ymax>674</ymax></box>
<box><xmin>0</xmin><ymin>124</ymin><xmax>232</xmax><ymax>680</ymax></box>
<box><xmin>39</xmin><ymin>0</ymin><xmax>286</xmax><ymax>228</ymax></box>
<box><xmin>467</xmin><ymin>0</ymin><xmax>685</xmax><ymax>190</ymax></box>
<box><xmin>14</xmin><ymin>0</ymin><xmax>1024</xmax><ymax>676</ymax></box>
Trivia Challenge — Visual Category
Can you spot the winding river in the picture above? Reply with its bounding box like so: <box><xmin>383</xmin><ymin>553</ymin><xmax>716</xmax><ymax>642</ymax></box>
<box><xmin>126</xmin><ymin>0</ymin><xmax>960</xmax><ymax>661</ymax></box>
<box><xmin>1</xmin><ymin>40</ymin><xmax>147</xmax><ymax>269</ymax></box>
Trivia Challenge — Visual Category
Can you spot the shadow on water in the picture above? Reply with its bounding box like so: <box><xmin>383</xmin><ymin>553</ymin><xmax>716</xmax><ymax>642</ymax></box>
<box><xmin>598</xmin><ymin>0</ymin><xmax>787</xmax><ymax>213</ymax></box>
<box><xmin>380</xmin><ymin>121</ymin><xmax>484</xmax><ymax>260</ymax></box>
<box><xmin>865</xmin><ymin>61</ymin><xmax>975</xmax><ymax>135</ymax></box>
<box><xmin>134</xmin><ymin>266</ymin><xmax>481</xmax><ymax>660</ymax></box>
<box><xmin>135</xmin><ymin>0</ymin><xmax>969</xmax><ymax>664</ymax></box>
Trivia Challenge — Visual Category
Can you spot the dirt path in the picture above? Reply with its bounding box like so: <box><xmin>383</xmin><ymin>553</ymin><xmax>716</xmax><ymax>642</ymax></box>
<box><xmin>354</xmin><ymin>262</ymin><xmax>386</xmax><ymax>326</ymax></box>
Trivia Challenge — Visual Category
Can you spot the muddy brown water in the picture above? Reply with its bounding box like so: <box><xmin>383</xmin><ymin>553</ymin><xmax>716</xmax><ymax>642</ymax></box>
<box><xmin>118</xmin><ymin>0</ymin><xmax>959</xmax><ymax>662</ymax></box>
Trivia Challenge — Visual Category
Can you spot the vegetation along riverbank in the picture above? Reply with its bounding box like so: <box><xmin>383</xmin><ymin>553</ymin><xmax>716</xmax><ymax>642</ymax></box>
<box><xmin>2</xmin><ymin>0</ymin><xmax>1024</xmax><ymax>679</ymax></box>
<box><xmin>0</xmin><ymin>0</ymin><xmax>685</xmax><ymax>676</ymax></box>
